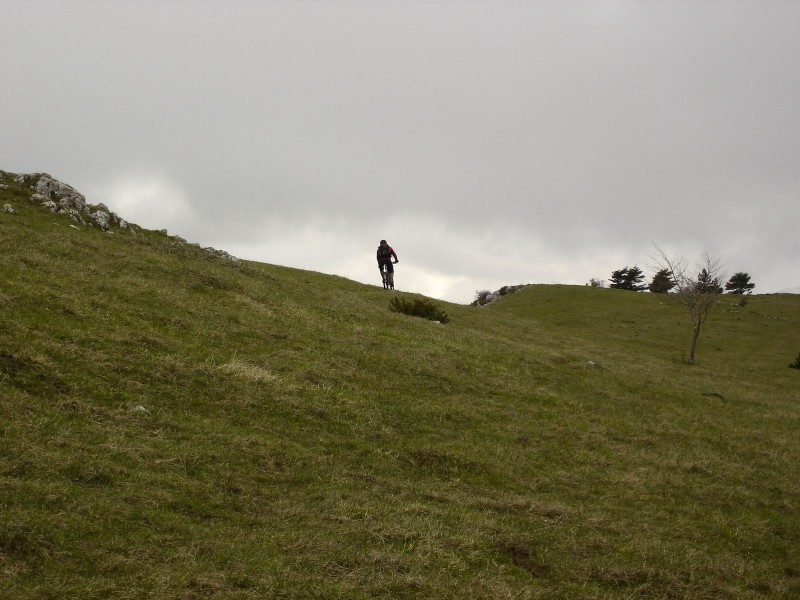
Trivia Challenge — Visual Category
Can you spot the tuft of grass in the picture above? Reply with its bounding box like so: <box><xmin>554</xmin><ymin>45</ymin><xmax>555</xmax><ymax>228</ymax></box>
<box><xmin>2</xmin><ymin>171</ymin><xmax>800</xmax><ymax>598</ymax></box>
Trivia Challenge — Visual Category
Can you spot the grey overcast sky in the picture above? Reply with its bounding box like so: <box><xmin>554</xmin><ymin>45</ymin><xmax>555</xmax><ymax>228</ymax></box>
<box><xmin>2</xmin><ymin>0</ymin><xmax>799</xmax><ymax>302</ymax></box>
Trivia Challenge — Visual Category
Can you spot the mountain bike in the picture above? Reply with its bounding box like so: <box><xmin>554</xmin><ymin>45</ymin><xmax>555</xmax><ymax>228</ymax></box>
<box><xmin>380</xmin><ymin>261</ymin><xmax>397</xmax><ymax>290</ymax></box>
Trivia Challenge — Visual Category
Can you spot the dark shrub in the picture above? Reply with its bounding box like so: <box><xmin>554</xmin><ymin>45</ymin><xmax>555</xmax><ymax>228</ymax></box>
<box><xmin>390</xmin><ymin>297</ymin><xmax>450</xmax><ymax>324</ymax></box>
<box><xmin>789</xmin><ymin>353</ymin><xmax>800</xmax><ymax>370</ymax></box>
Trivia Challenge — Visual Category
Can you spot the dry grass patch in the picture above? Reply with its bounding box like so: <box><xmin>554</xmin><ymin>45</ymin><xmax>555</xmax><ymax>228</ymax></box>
<box><xmin>218</xmin><ymin>358</ymin><xmax>277</xmax><ymax>383</ymax></box>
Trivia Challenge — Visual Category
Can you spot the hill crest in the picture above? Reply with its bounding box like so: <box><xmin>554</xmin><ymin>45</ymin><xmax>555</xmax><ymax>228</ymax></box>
<box><xmin>1</xmin><ymin>169</ymin><xmax>239</xmax><ymax>262</ymax></box>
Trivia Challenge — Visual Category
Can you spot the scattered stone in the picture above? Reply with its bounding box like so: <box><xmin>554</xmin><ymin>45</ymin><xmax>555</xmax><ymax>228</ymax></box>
<box><xmin>0</xmin><ymin>183</ymin><xmax>9</xmax><ymax>190</ymax></box>
<box><xmin>585</xmin><ymin>360</ymin><xmax>608</xmax><ymax>370</ymax></box>
<box><xmin>1</xmin><ymin>204</ymin><xmax>14</xmax><ymax>214</ymax></box>
<box><xmin>213</xmin><ymin>249</ymin><xmax>239</xmax><ymax>262</ymax></box>
<box><xmin>131</xmin><ymin>405</ymin><xmax>149</xmax><ymax>414</ymax></box>
<box><xmin>64</xmin><ymin>208</ymin><xmax>86</xmax><ymax>224</ymax></box>
<box><xmin>69</xmin><ymin>224</ymin><xmax>80</xmax><ymax>230</ymax></box>
<box><xmin>42</xmin><ymin>200</ymin><xmax>59</xmax><ymax>212</ymax></box>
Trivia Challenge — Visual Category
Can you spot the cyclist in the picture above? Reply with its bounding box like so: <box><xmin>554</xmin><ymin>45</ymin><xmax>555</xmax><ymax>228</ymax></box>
<box><xmin>376</xmin><ymin>239</ymin><xmax>398</xmax><ymax>289</ymax></box>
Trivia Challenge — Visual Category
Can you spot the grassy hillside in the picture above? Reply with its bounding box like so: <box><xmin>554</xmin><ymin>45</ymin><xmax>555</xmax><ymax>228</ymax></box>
<box><xmin>1</xmin><ymin>172</ymin><xmax>798</xmax><ymax>599</ymax></box>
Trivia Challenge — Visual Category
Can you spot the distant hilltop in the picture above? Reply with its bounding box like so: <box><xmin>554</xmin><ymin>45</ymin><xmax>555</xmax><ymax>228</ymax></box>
<box><xmin>0</xmin><ymin>170</ymin><xmax>238</xmax><ymax>261</ymax></box>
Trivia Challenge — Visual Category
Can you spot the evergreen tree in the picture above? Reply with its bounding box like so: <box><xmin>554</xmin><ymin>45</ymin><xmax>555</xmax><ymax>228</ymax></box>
<box><xmin>609</xmin><ymin>268</ymin><xmax>628</xmax><ymax>289</ymax></box>
<box><xmin>649</xmin><ymin>269</ymin><xmax>675</xmax><ymax>293</ymax></box>
<box><xmin>725</xmin><ymin>272</ymin><xmax>755</xmax><ymax>295</ymax></box>
<box><xmin>626</xmin><ymin>266</ymin><xmax>647</xmax><ymax>291</ymax></box>
<box><xmin>696</xmin><ymin>268</ymin><xmax>722</xmax><ymax>294</ymax></box>
<box><xmin>609</xmin><ymin>266</ymin><xmax>647</xmax><ymax>291</ymax></box>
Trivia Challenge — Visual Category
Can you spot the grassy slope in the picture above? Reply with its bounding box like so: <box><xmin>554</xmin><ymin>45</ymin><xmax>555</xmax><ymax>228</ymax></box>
<box><xmin>1</xmin><ymin>172</ymin><xmax>798</xmax><ymax>599</ymax></box>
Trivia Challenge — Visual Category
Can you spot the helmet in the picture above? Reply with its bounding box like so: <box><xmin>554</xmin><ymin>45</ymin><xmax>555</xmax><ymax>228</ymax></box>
<box><xmin>379</xmin><ymin>240</ymin><xmax>387</xmax><ymax>244</ymax></box>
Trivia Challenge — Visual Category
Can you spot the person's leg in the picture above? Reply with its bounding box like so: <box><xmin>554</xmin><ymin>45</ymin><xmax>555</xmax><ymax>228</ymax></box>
<box><xmin>386</xmin><ymin>262</ymin><xmax>394</xmax><ymax>288</ymax></box>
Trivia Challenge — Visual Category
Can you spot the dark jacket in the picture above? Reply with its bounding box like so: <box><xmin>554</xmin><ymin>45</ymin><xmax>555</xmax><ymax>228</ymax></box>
<box><xmin>376</xmin><ymin>244</ymin><xmax>398</xmax><ymax>264</ymax></box>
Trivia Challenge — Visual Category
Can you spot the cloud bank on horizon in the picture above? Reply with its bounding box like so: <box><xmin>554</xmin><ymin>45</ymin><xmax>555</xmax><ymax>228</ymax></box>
<box><xmin>3</xmin><ymin>0</ymin><xmax>799</xmax><ymax>302</ymax></box>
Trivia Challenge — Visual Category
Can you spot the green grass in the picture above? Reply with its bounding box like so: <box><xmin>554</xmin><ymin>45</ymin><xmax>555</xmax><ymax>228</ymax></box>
<box><xmin>1</xmin><ymin>171</ymin><xmax>799</xmax><ymax>598</ymax></box>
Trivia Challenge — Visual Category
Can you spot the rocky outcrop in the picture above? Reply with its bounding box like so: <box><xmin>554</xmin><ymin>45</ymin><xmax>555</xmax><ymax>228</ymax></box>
<box><xmin>472</xmin><ymin>284</ymin><xmax>529</xmax><ymax>307</ymax></box>
<box><xmin>0</xmin><ymin>170</ymin><xmax>237</xmax><ymax>261</ymax></box>
<box><xmin>15</xmin><ymin>172</ymin><xmax>130</xmax><ymax>230</ymax></box>
<box><xmin>31</xmin><ymin>173</ymin><xmax>86</xmax><ymax>207</ymax></box>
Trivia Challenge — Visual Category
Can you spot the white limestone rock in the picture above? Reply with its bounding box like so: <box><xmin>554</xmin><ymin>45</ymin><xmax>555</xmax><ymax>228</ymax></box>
<box><xmin>91</xmin><ymin>210</ymin><xmax>111</xmax><ymax>230</ymax></box>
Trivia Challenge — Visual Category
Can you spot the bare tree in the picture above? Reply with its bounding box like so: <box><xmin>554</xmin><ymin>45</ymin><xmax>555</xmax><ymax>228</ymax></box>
<box><xmin>586</xmin><ymin>278</ymin><xmax>606</xmax><ymax>288</ymax></box>
<box><xmin>652</xmin><ymin>246</ymin><xmax>725</xmax><ymax>364</ymax></box>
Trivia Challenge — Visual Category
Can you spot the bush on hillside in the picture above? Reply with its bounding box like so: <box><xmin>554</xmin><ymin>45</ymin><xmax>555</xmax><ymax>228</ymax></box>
<box><xmin>789</xmin><ymin>353</ymin><xmax>800</xmax><ymax>370</ymax></box>
<box><xmin>390</xmin><ymin>297</ymin><xmax>450</xmax><ymax>324</ymax></box>
<box><xmin>473</xmin><ymin>290</ymin><xmax>492</xmax><ymax>306</ymax></box>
